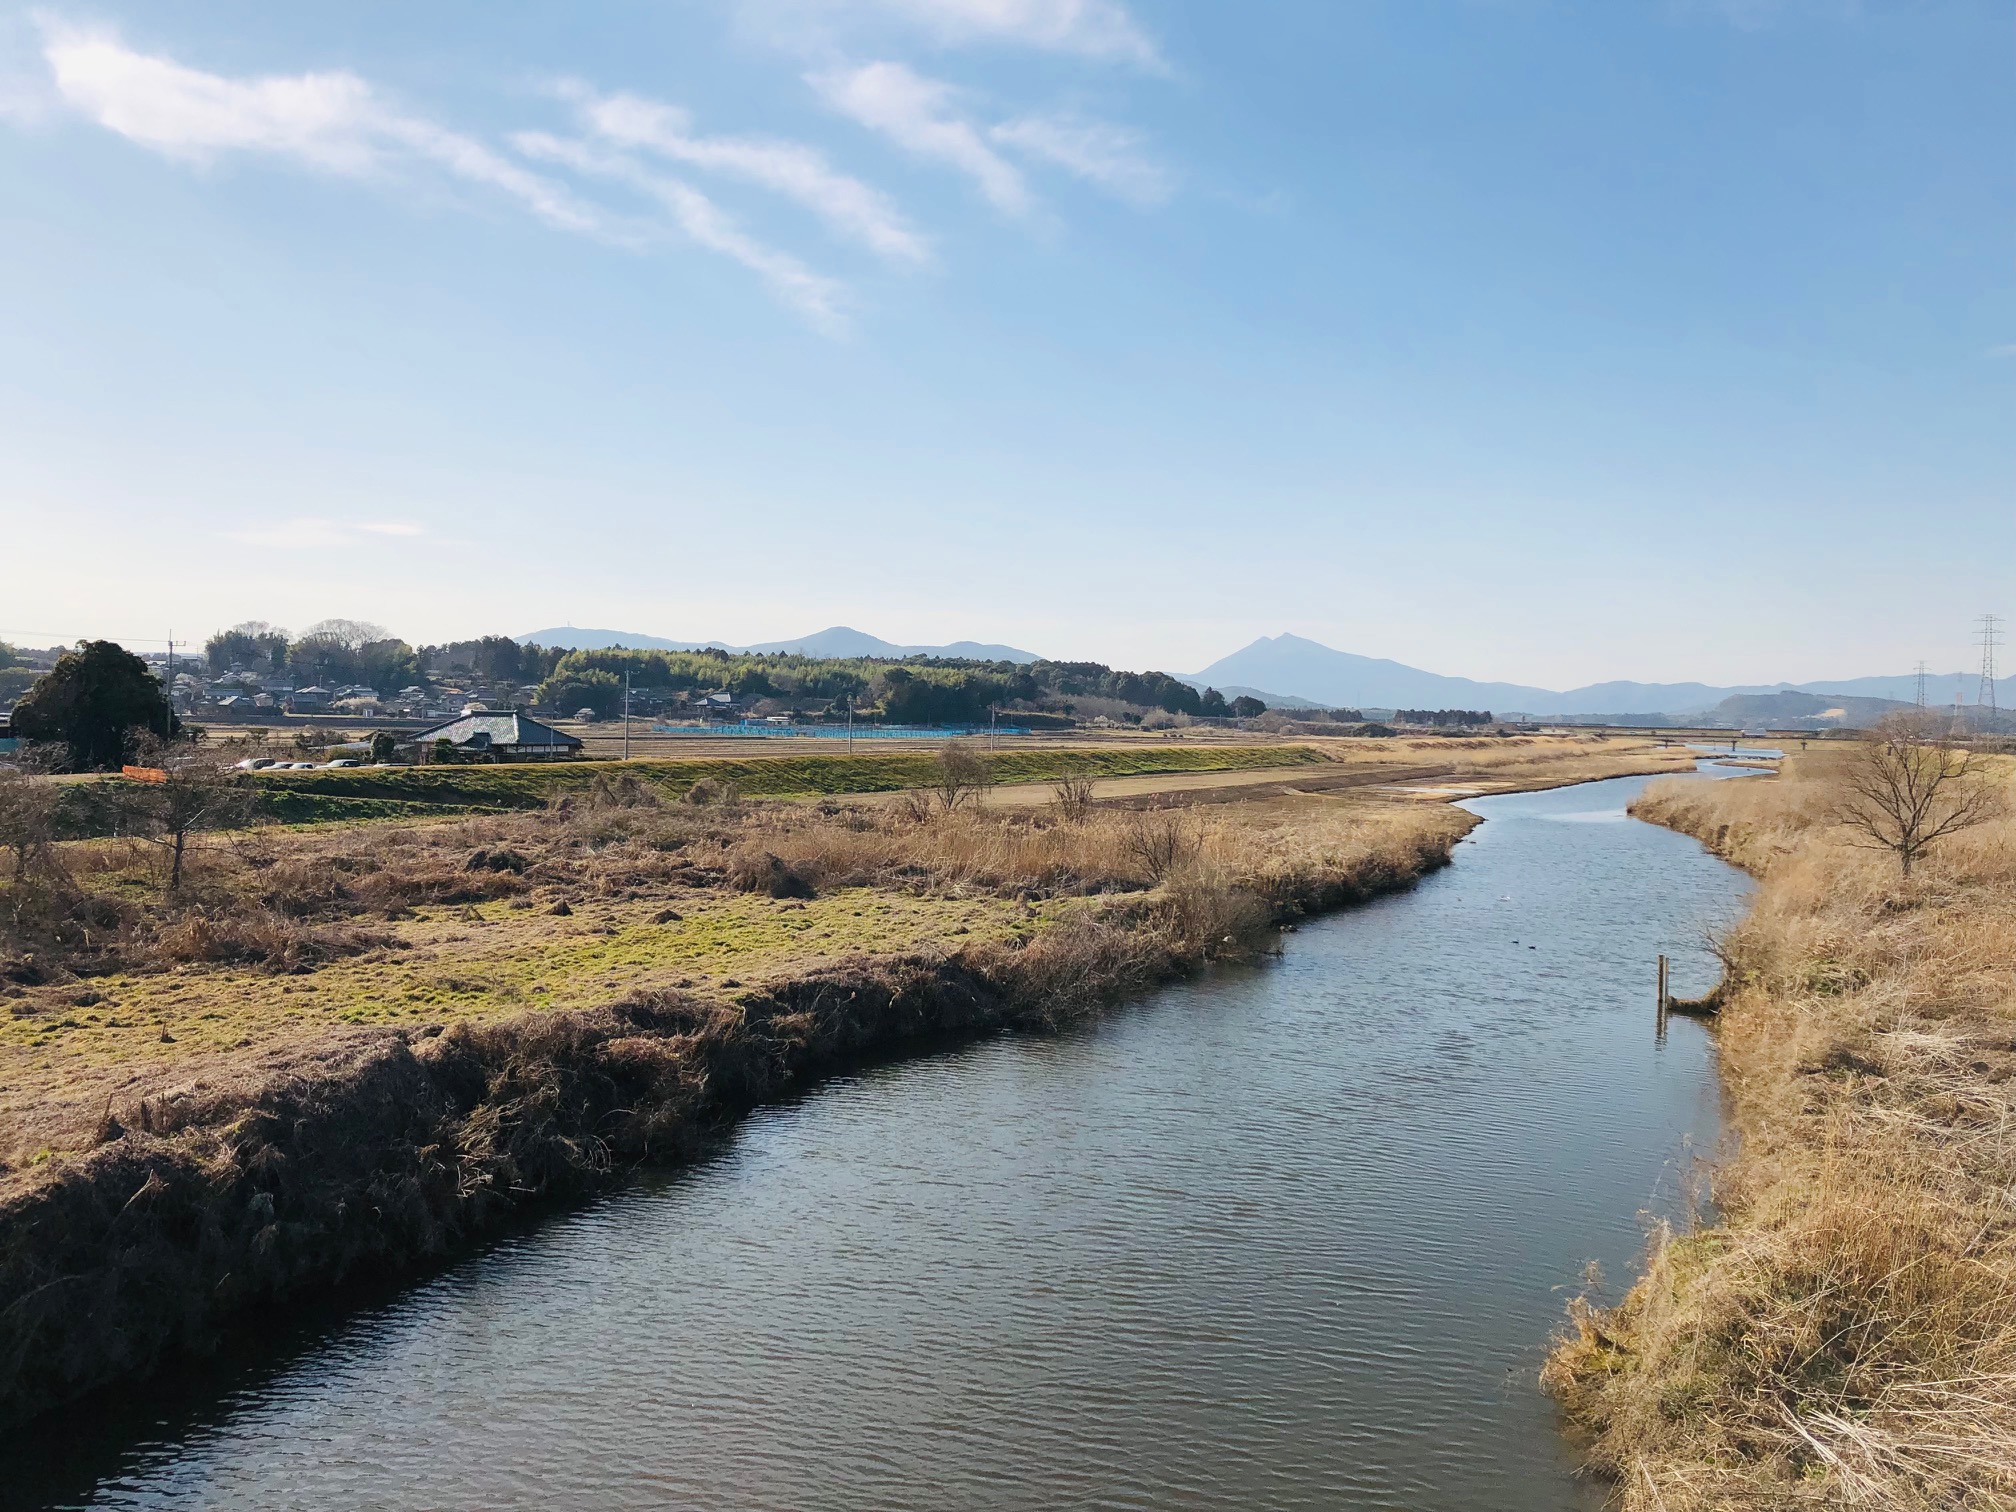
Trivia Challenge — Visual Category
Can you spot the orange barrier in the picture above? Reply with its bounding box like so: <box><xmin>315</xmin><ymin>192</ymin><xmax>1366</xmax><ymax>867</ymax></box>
<box><xmin>120</xmin><ymin>765</ymin><xmax>168</xmax><ymax>783</ymax></box>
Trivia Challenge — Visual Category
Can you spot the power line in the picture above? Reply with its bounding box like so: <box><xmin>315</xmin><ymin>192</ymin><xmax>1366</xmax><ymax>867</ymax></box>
<box><xmin>0</xmin><ymin>627</ymin><xmax>180</xmax><ymax>646</ymax></box>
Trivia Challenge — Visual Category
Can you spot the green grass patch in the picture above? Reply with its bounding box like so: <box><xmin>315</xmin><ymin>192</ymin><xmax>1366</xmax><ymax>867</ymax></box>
<box><xmin>249</xmin><ymin>745</ymin><xmax>1328</xmax><ymax>823</ymax></box>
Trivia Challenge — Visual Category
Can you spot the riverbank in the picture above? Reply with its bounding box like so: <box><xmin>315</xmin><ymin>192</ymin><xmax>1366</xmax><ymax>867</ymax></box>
<box><xmin>1546</xmin><ymin>753</ymin><xmax>2016</xmax><ymax>1511</ymax></box>
<box><xmin>0</xmin><ymin>735</ymin><xmax>1691</xmax><ymax>1435</ymax></box>
<box><xmin>2</xmin><ymin>778</ymin><xmax>1480</xmax><ymax>1432</ymax></box>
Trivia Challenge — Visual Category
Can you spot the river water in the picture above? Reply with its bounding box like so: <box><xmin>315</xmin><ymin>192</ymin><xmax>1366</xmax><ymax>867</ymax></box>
<box><xmin>12</xmin><ymin>768</ymin><xmax>1756</xmax><ymax>1512</ymax></box>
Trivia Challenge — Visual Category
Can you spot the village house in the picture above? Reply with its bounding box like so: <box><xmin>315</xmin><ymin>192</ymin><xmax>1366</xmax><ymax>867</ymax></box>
<box><xmin>402</xmin><ymin>709</ymin><xmax>583</xmax><ymax>762</ymax></box>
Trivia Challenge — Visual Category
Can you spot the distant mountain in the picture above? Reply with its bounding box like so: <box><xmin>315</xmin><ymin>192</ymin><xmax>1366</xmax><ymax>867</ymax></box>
<box><xmin>1187</xmin><ymin>635</ymin><xmax>1571</xmax><ymax>712</ymax></box>
<box><xmin>516</xmin><ymin>625</ymin><xmax>1041</xmax><ymax>664</ymax></box>
<box><xmin>1186</xmin><ymin>634</ymin><xmax>2012</xmax><ymax>719</ymax></box>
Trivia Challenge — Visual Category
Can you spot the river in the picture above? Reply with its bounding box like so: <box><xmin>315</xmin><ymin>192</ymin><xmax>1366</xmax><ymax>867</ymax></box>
<box><xmin>10</xmin><ymin>767</ymin><xmax>1757</xmax><ymax>1512</ymax></box>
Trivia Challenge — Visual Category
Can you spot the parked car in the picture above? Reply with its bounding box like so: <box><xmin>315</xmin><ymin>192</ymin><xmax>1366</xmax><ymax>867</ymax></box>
<box><xmin>321</xmin><ymin>759</ymin><xmax>360</xmax><ymax>768</ymax></box>
<box><xmin>234</xmin><ymin>757</ymin><xmax>279</xmax><ymax>770</ymax></box>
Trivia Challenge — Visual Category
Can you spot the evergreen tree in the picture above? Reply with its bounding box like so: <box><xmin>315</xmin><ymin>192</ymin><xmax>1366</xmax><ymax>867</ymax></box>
<box><xmin>9</xmin><ymin>640</ymin><xmax>177</xmax><ymax>771</ymax></box>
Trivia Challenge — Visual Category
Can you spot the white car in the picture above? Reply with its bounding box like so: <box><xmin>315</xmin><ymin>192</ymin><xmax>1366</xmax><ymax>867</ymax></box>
<box><xmin>234</xmin><ymin>757</ymin><xmax>279</xmax><ymax>770</ymax></box>
<box><xmin>322</xmin><ymin>758</ymin><xmax>361</xmax><ymax>768</ymax></box>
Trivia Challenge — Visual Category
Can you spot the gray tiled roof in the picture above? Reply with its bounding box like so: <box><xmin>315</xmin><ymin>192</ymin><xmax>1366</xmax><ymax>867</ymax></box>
<box><xmin>408</xmin><ymin>711</ymin><xmax>581</xmax><ymax>749</ymax></box>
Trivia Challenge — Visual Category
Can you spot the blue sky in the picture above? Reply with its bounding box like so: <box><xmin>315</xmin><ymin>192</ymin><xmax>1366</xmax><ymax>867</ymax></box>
<box><xmin>1</xmin><ymin>0</ymin><xmax>2010</xmax><ymax>686</ymax></box>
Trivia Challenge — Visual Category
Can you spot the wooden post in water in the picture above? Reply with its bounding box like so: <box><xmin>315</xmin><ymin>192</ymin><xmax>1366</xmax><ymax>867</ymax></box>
<box><xmin>1656</xmin><ymin>953</ymin><xmax>1670</xmax><ymax>1039</ymax></box>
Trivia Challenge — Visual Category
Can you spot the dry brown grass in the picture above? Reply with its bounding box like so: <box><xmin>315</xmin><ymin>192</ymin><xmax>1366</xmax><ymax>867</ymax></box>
<box><xmin>0</xmin><ymin>788</ymin><xmax>1466</xmax><ymax>1170</ymax></box>
<box><xmin>1547</xmin><ymin>754</ymin><xmax>2016</xmax><ymax>1511</ymax></box>
<box><xmin>0</xmin><ymin>783</ymin><xmax>1472</xmax><ymax>1430</ymax></box>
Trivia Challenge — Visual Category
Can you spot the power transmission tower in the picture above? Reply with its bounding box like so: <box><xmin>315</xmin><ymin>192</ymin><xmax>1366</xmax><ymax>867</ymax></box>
<box><xmin>1914</xmin><ymin>660</ymin><xmax>1929</xmax><ymax>708</ymax></box>
<box><xmin>1979</xmin><ymin>614</ymin><xmax>2002</xmax><ymax>730</ymax></box>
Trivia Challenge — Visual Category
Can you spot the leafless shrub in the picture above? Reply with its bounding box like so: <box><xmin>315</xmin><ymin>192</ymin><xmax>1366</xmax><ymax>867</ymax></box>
<box><xmin>0</xmin><ymin>770</ymin><xmax>65</xmax><ymax>884</ymax></box>
<box><xmin>1154</xmin><ymin>869</ymin><xmax>1271</xmax><ymax>959</ymax></box>
<box><xmin>932</xmin><ymin>742</ymin><xmax>992</xmax><ymax>812</ymax></box>
<box><xmin>1052</xmin><ymin>773</ymin><xmax>1097</xmax><ymax>823</ymax></box>
<box><xmin>1122</xmin><ymin>810</ymin><xmax>1200</xmax><ymax>883</ymax></box>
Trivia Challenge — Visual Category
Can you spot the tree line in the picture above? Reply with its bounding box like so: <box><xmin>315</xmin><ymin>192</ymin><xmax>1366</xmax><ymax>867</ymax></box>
<box><xmin>205</xmin><ymin>622</ymin><xmax>568</xmax><ymax>695</ymax></box>
<box><xmin>197</xmin><ymin>623</ymin><xmax>1275</xmax><ymax>723</ymax></box>
<box><xmin>533</xmin><ymin>646</ymin><xmax>1268</xmax><ymax>724</ymax></box>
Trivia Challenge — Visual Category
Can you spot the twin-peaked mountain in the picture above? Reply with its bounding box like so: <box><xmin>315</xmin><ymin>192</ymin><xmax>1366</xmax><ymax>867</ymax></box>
<box><xmin>1184</xmin><ymin>634</ymin><xmax>1979</xmax><ymax>719</ymax></box>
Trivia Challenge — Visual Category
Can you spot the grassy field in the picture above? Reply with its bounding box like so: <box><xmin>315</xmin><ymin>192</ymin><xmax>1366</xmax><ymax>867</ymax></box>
<box><xmin>2</xmin><ymin>777</ymin><xmax>1469</xmax><ymax>1170</ymax></box>
<box><xmin>244</xmin><ymin>743</ymin><xmax>1336</xmax><ymax>822</ymax></box>
<box><xmin>1547</xmin><ymin>750</ymin><xmax>2016</xmax><ymax>1511</ymax></box>
<box><xmin>0</xmin><ymin>771</ymin><xmax>1480</xmax><ymax>1429</ymax></box>
<box><xmin>239</xmin><ymin>733</ymin><xmax>1695</xmax><ymax>824</ymax></box>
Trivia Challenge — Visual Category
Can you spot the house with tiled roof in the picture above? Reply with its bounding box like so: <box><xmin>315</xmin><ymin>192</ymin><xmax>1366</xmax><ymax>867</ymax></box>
<box><xmin>403</xmin><ymin>708</ymin><xmax>583</xmax><ymax>761</ymax></box>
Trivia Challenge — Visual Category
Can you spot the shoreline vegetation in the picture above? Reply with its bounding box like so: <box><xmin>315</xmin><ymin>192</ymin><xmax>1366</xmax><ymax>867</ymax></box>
<box><xmin>1547</xmin><ymin>748</ymin><xmax>2016</xmax><ymax>1511</ymax></box>
<box><xmin>0</xmin><ymin>734</ymin><xmax>1687</xmax><ymax>1435</ymax></box>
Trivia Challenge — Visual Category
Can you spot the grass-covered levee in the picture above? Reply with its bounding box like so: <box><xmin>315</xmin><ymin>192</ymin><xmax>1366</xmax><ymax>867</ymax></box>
<box><xmin>0</xmin><ymin>767</ymin><xmax>1471</xmax><ymax>1432</ymax></box>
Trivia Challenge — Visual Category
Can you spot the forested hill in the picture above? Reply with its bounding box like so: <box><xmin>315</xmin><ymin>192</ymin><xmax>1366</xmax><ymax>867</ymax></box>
<box><xmin>534</xmin><ymin>647</ymin><xmax>1255</xmax><ymax>724</ymax></box>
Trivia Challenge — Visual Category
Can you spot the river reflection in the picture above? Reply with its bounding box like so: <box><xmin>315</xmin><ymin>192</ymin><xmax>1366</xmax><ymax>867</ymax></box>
<box><xmin>12</xmin><ymin>768</ymin><xmax>1755</xmax><ymax>1512</ymax></box>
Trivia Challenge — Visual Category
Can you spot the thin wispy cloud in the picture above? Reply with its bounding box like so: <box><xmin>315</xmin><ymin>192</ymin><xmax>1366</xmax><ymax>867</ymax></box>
<box><xmin>812</xmin><ymin>61</ymin><xmax>1031</xmax><ymax>216</ymax></box>
<box><xmin>32</xmin><ymin>25</ymin><xmax>860</xmax><ymax>330</ymax></box>
<box><xmin>565</xmin><ymin>85</ymin><xmax>930</xmax><ymax>264</ymax></box>
<box><xmin>859</xmin><ymin>0</ymin><xmax>1162</xmax><ymax>68</ymax></box>
<box><xmin>42</xmin><ymin>26</ymin><xmax>598</xmax><ymax>231</ymax></box>
<box><xmin>515</xmin><ymin>132</ymin><xmax>849</xmax><ymax>332</ymax></box>
<box><xmin>225</xmin><ymin>518</ymin><xmax>429</xmax><ymax>550</ymax></box>
<box><xmin>990</xmin><ymin>113</ymin><xmax>1170</xmax><ymax>204</ymax></box>
<box><xmin>21</xmin><ymin>17</ymin><xmax>1177</xmax><ymax>331</ymax></box>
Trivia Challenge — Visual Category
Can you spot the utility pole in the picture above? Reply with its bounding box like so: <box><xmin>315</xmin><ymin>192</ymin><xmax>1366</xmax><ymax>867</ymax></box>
<box><xmin>1980</xmin><ymin>614</ymin><xmax>2002</xmax><ymax>732</ymax></box>
<box><xmin>846</xmin><ymin>696</ymin><xmax>855</xmax><ymax>755</ymax></box>
<box><xmin>989</xmin><ymin>704</ymin><xmax>997</xmax><ymax>752</ymax></box>
<box><xmin>164</xmin><ymin>633</ymin><xmax>176</xmax><ymax>737</ymax></box>
<box><xmin>622</xmin><ymin>669</ymin><xmax>632</xmax><ymax>760</ymax></box>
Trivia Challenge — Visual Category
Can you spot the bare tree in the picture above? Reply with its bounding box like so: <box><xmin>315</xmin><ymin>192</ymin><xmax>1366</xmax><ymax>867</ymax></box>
<box><xmin>1052</xmin><ymin>773</ymin><xmax>1097</xmax><ymax>823</ymax></box>
<box><xmin>1836</xmin><ymin>713</ymin><xmax>2002</xmax><ymax>876</ymax></box>
<box><xmin>299</xmin><ymin>618</ymin><xmax>390</xmax><ymax>650</ymax></box>
<box><xmin>932</xmin><ymin>743</ymin><xmax>993</xmax><ymax>812</ymax></box>
<box><xmin>121</xmin><ymin>745</ymin><xmax>264</xmax><ymax>890</ymax></box>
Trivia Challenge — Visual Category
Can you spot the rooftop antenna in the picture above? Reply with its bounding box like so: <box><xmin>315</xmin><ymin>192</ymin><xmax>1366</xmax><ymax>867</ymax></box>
<box><xmin>1979</xmin><ymin>614</ymin><xmax>2002</xmax><ymax>731</ymax></box>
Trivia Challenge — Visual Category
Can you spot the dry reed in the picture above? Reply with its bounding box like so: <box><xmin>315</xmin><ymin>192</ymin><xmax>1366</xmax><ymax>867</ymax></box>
<box><xmin>1547</xmin><ymin>755</ymin><xmax>2016</xmax><ymax>1511</ymax></box>
<box><xmin>0</xmin><ymin>785</ymin><xmax>1469</xmax><ymax>1430</ymax></box>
